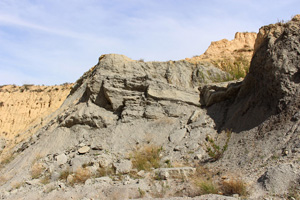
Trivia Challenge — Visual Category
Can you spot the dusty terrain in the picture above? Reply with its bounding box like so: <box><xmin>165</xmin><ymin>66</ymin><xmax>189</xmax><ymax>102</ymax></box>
<box><xmin>0</xmin><ymin>16</ymin><xmax>299</xmax><ymax>200</ymax></box>
<box><xmin>0</xmin><ymin>84</ymin><xmax>72</xmax><ymax>158</ymax></box>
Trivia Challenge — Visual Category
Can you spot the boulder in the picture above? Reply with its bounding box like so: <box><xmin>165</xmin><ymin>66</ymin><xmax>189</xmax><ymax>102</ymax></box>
<box><xmin>147</xmin><ymin>84</ymin><xmax>200</xmax><ymax>106</ymax></box>
<box><xmin>97</xmin><ymin>154</ymin><xmax>113</xmax><ymax>168</ymax></box>
<box><xmin>70</xmin><ymin>155</ymin><xmax>90</xmax><ymax>172</ymax></box>
<box><xmin>78</xmin><ymin>146</ymin><xmax>90</xmax><ymax>154</ymax></box>
<box><xmin>56</xmin><ymin>153</ymin><xmax>68</xmax><ymax>165</ymax></box>
<box><xmin>113</xmin><ymin>160</ymin><xmax>132</xmax><ymax>174</ymax></box>
<box><xmin>169</xmin><ymin>129</ymin><xmax>186</xmax><ymax>144</ymax></box>
<box><xmin>258</xmin><ymin>163</ymin><xmax>300</xmax><ymax>195</ymax></box>
<box><xmin>154</xmin><ymin>167</ymin><xmax>196</xmax><ymax>180</ymax></box>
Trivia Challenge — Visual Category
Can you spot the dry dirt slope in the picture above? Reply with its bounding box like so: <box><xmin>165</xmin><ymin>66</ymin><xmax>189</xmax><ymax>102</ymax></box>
<box><xmin>0</xmin><ymin>84</ymin><xmax>72</xmax><ymax>154</ymax></box>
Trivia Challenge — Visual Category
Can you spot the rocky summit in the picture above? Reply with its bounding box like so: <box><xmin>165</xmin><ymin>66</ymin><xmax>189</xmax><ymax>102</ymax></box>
<box><xmin>0</xmin><ymin>16</ymin><xmax>300</xmax><ymax>200</ymax></box>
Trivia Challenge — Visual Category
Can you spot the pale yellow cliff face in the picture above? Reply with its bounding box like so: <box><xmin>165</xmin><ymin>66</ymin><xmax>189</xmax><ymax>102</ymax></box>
<box><xmin>0</xmin><ymin>84</ymin><xmax>72</xmax><ymax>142</ymax></box>
<box><xmin>186</xmin><ymin>32</ymin><xmax>257</xmax><ymax>63</ymax></box>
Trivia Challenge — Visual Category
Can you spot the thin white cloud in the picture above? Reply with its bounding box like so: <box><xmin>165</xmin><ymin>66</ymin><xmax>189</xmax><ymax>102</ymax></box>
<box><xmin>0</xmin><ymin>13</ymin><xmax>119</xmax><ymax>45</ymax></box>
<box><xmin>0</xmin><ymin>0</ymin><xmax>299</xmax><ymax>85</ymax></box>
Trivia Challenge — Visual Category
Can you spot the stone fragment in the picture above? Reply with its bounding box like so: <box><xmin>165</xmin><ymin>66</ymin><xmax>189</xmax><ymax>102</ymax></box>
<box><xmin>154</xmin><ymin>167</ymin><xmax>196</xmax><ymax>180</ymax></box>
<box><xmin>147</xmin><ymin>84</ymin><xmax>200</xmax><ymax>106</ymax></box>
<box><xmin>173</xmin><ymin>146</ymin><xmax>184</xmax><ymax>151</ymax></box>
<box><xmin>25</xmin><ymin>179</ymin><xmax>41</xmax><ymax>186</ymax></box>
<box><xmin>95</xmin><ymin>176</ymin><xmax>112</xmax><ymax>184</ymax></box>
<box><xmin>97</xmin><ymin>154</ymin><xmax>113</xmax><ymax>168</ymax></box>
<box><xmin>258</xmin><ymin>164</ymin><xmax>300</xmax><ymax>195</ymax></box>
<box><xmin>137</xmin><ymin>170</ymin><xmax>145</xmax><ymax>177</ymax></box>
<box><xmin>199</xmin><ymin>80</ymin><xmax>242</xmax><ymax>107</ymax></box>
<box><xmin>56</xmin><ymin>153</ymin><xmax>68</xmax><ymax>165</ymax></box>
<box><xmin>78</xmin><ymin>146</ymin><xmax>90</xmax><ymax>154</ymax></box>
<box><xmin>169</xmin><ymin>129</ymin><xmax>186</xmax><ymax>143</ymax></box>
<box><xmin>144</xmin><ymin>105</ymin><xmax>165</xmax><ymax>119</ymax></box>
<box><xmin>113</xmin><ymin>160</ymin><xmax>132</xmax><ymax>174</ymax></box>
<box><xmin>70</xmin><ymin>155</ymin><xmax>90</xmax><ymax>172</ymax></box>
<box><xmin>188</xmin><ymin>110</ymin><xmax>201</xmax><ymax>124</ymax></box>
<box><xmin>91</xmin><ymin>140</ymin><xmax>105</xmax><ymax>150</ymax></box>
<box><xmin>66</xmin><ymin>175</ymin><xmax>74</xmax><ymax>184</ymax></box>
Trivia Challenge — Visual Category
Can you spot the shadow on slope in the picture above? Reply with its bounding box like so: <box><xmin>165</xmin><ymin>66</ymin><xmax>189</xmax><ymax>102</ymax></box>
<box><xmin>206</xmin><ymin>15</ymin><xmax>300</xmax><ymax>133</ymax></box>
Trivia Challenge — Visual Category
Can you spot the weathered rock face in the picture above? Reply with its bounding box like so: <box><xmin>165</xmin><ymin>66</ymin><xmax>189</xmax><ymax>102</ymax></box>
<box><xmin>0</xmin><ymin>53</ymin><xmax>228</xmax><ymax>197</ymax></box>
<box><xmin>258</xmin><ymin>163</ymin><xmax>300</xmax><ymax>195</ymax></box>
<box><xmin>0</xmin><ymin>84</ymin><xmax>72</xmax><ymax>153</ymax></box>
<box><xmin>220</xmin><ymin>15</ymin><xmax>300</xmax><ymax>132</ymax></box>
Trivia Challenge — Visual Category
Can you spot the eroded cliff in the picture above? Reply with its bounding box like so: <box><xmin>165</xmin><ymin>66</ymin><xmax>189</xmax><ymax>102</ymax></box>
<box><xmin>0</xmin><ymin>84</ymin><xmax>72</xmax><ymax>152</ymax></box>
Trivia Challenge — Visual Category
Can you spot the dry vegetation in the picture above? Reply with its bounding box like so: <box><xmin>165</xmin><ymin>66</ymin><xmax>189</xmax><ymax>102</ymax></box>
<box><xmin>0</xmin><ymin>153</ymin><xmax>15</xmax><ymax>169</ymax></box>
<box><xmin>212</xmin><ymin>54</ymin><xmax>250</xmax><ymax>79</ymax></box>
<box><xmin>11</xmin><ymin>181</ymin><xmax>25</xmax><ymax>190</ymax></box>
<box><xmin>191</xmin><ymin>166</ymin><xmax>248</xmax><ymax>197</ymax></box>
<box><xmin>96</xmin><ymin>166</ymin><xmax>115</xmax><ymax>177</ymax></box>
<box><xmin>31</xmin><ymin>163</ymin><xmax>45</xmax><ymax>179</ymax></box>
<box><xmin>221</xmin><ymin>178</ymin><xmax>248</xmax><ymax>196</ymax></box>
<box><xmin>59</xmin><ymin>169</ymin><xmax>71</xmax><ymax>181</ymax></box>
<box><xmin>131</xmin><ymin>145</ymin><xmax>162</xmax><ymax>171</ymax></box>
<box><xmin>72</xmin><ymin>167</ymin><xmax>91</xmax><ymax>184</ymax></box>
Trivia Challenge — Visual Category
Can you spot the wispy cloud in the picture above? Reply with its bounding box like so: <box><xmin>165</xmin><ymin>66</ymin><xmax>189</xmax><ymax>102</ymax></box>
<box><xmin>0</xmin><ymin>0</ymin><xmax>299</xmax><ymax>85</ymax></box>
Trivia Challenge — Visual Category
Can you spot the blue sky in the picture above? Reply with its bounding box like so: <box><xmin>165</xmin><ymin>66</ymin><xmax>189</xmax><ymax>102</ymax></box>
<box><xmin>0</xmin><ymin>0</ymin><xmax>299</xmax><ymax>85</ymax></box>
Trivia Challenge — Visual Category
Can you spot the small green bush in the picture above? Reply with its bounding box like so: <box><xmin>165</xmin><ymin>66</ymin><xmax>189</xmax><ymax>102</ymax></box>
<box><xmin>206</xmin><ymin>130</ymin><xmax>231</xmax><ymax>161</ymax></box>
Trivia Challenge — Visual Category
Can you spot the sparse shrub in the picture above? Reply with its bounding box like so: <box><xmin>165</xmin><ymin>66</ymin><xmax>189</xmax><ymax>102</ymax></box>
<box><xmin>59</xmin><ymin>169</ymin><xmax>71</xmax><ymax>181</ymax></box>
<box><xmin>138</xmin><ymin>187</ymin><xmax>146</xmax><ymax>198</ymax></box>
<box><xmin>192</xmin><ymin>166</ymin><xmax>219</xmax><ymax>195</ymax></box>
<box><xmin>40</xmin><ymin>174</ymin><xmax>51</xmax><ymax>185</ymax></box>
<box><xmin>96</xmin><ymin>166</ymin><xmax>115</xmax><ymax>177</ymax></box>
<box><xmin>0</xmin><ymin>154</ymin><xmax>14</xmax><ymax>168</ymax></box>
<box><xmin>271</xmin><ymin>154</ymin><xmax>280</xmax><ymax>160</ymax></box>
<box><xmin>44</xmin><ymin>185</ymin><xmax>56</xmax><ymax>193</ymax></box>
<box><xmin>221</xmin><ymin>178</ymin><xmax>248</xmax><ymax>196</ymax></box>
<box><xmin>151</xmin><ymin>182</ymin><xmax>170</xmax><ymax>198</ymax></box>
<box><xmin>164</xmin><ymin>159</ymin><xmax>172</xmax><ymax>168</ymax></box>
<box><xmin>72</xmin><ymin>167</ymin><xmax>91</xmax><ymax>184</ymax></box>
<box><xmin>205</xmin><ymin>130</ymin><xmax>231</xmax><ymax>161</ymax></box>
<box><xmin>0</xmin><ymin>176</ymin><xmax>7</xmax><ymax>186</ymax></box>
<box><xmin>82</xmin><ymin>162</ymin><xmax>93</xmax><ymax>168</ymax></box>
<box><xmin>196</xmin><ymin>179</ymin><xmax>219</xmax><ymax>195</ymax></box>
<box><xmin>287</xmin><ymin>184</ymin><xmax>300</xmax><ymax>200</ymax></box>
<box><xmin>212</xmin><ymin>55</ymin><xmax>250</xmax><ymax>79</ymax></box>
<box><xmin>31</xmin><ymin>163</ymin><xmax>45</xmax><ymax>179</ymax></box>
<box><xmin>32</xmin><ymin>154</ymin><xmax>43</xmax><ymax>165</ymax></box>
<box><xmin>138</xmin><ymin>58</ymin><xmax>145</xmax><ymax>62</ymax></box>
<box><xmin>128</xmin><ymin>170</ymin><xmax>141</xmax><ymax>179</ymax></box>
<box><xmin>131</xmin><ymin>145</ymin><xmax>162</xmax><ymax>171</ymax></box>
<box><xmin>12</xmin><ymin>181</ymin><xmax>25</xmax><ymax>190</ymax></box>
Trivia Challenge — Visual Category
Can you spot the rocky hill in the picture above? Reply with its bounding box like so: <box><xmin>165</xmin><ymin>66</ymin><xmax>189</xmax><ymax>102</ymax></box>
<box><xmin>0</xmin><ymin>31</ymin><xmax>256</xmax><ymax>157</ymax></box>
<box><xmin>0</xmin><ymin>16</ymin><xmax>299</xmax><ymax>200</ymax></box>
